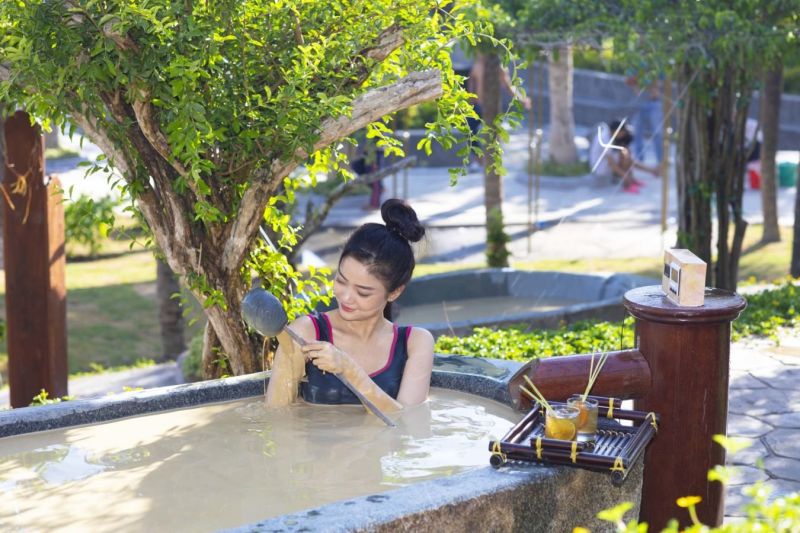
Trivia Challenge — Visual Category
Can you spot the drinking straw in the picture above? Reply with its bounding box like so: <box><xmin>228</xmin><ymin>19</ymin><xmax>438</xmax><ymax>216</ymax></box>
<box><xmin>519</xmin><ymin>375</ymin><xmax>553</xmax><ymax>412</ymax></box>
<box><xmin>582</xmin><ymin>349</ymin><xmax>611</xmax><ymax>401</ymax></box>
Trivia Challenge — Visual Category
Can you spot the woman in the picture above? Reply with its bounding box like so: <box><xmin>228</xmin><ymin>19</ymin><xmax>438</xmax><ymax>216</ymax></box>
<box><xmin>266</xmin><ymin>199</ymin><xmax>435</xmax><ymax>412</ymax></box>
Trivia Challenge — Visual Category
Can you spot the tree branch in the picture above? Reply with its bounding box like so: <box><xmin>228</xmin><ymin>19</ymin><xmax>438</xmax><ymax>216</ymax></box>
<box><xmin>221</xmin><ymin>69</ymin><xmax>442</xmax><ymax>272</ymax></box>
<box><xmin>297</xmin><ymin>156</ymin><xmax>417</xmax><ymax>250</ymax></box>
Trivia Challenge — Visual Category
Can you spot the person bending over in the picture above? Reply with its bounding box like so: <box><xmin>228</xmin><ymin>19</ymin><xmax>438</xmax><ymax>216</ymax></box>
<box><xmin>590</xmin><ymin>120</ymin><xmax>659</xmax><ymax>193</ymax></box>
<box><xmin>266</xmin><ymin>199</ymin><xmax>435</xmax><ymax>412</ymax></box>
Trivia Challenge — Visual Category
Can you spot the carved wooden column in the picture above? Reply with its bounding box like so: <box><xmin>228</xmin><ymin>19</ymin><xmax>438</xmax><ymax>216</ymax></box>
<box><xmin>625</xmin><ymin>286</ymin><xmax>746</xmax><ymax>529</ymax></box>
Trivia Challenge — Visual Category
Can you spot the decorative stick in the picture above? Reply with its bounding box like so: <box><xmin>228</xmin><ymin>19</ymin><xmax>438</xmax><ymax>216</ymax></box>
<box><xmin>520</xmin><ymin>375</ymin><xmax>553</xmax><ymax>412</ymax></box>
<box><xmin>582</xmin><ymin>348</ymin><xmax>611</xmax><ymax>401</ymax></box>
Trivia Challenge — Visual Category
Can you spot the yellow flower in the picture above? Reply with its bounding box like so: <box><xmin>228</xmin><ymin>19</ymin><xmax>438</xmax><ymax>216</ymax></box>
<box><xmin>572</xmin><ymin>528</ymin><xmax>591</xmax><ymax>533</ymax></box>
<box><xmin>676</xmin><ymin>496</ymin><xmax>702</xmax><ymax>508</ymax></box>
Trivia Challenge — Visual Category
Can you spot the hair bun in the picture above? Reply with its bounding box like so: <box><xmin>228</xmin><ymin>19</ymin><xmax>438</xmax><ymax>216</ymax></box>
<box><xmin>381</xmin><ymin>198</ymin><xmax>425</xmax><ymax>243</ymax></box>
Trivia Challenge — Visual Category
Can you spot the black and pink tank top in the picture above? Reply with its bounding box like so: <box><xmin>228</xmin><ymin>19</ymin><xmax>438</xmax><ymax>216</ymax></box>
<box><xmin>300</xmin><ymin>312</ymin><xmax>411</xmax><ymax>405</ymax></box>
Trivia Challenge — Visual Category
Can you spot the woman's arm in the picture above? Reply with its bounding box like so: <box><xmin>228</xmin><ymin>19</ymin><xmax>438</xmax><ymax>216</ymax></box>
<box><xmin>396</xmin><ymin>328</ymin><xmax>434</xmax><ymax>407</ymax></box>
<box><xmin>265</xmin><ymin>316</ymin><xmax>313</xmax><ymax>406</ymax></box>
<box><xmin>301</xmin><ymin>340</ymin><xmax>404</xmax><ymax>412</ymax></box>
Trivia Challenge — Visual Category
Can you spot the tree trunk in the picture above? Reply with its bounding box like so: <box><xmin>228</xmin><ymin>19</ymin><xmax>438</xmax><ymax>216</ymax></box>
<box><xmin>759</xmin><ymin>65</ymin><xmax>783</xmax><ymax>244</ymax></box>
<box><xmin>481</xmin><ymin>53</ymin><xmax>510</xmax><ymax>267</ymax></box>
<box><xmin>791</xmin><ymin>162</ymin><xmax>800</xmax><ymax>277</ymax></box>
<box><xmin>547</xmin><ymin>46</ymin><xmax>578</xmax><ymax>165</ymax></box>
<box><xmin>676</xmin><ymin>75</ymin><xmax>713</xmax><ymax>272</ymax></box>
<box><xmin>156</xmin><ymin>258</ymin><xmax>186</xmax><ymax>361</ymax></box>
<box><xmin>675</xmin><ymin>64</ymin><xmax>749</xmax><ymax>291</ymax></box>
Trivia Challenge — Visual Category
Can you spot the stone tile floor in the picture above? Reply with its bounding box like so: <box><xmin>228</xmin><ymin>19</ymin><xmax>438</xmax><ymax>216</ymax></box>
<box><xmin>725</xmin><ymin>329</ymin><xmax>800</xmax><ymax>519</ymax></box>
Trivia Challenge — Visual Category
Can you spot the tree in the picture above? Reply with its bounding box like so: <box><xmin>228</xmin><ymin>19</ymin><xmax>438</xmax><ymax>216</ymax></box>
<box><xmin>481</xmin><ymin>52</ymin><xmax>510</xmax><ymax>267</ymax></box>
<box><xmin>546</xmin><ymin>45</ymin><xmax>578</xmax><ymax>165</ymax></box>
<box><xmin>759</xmin><ymin>65</ymin><xmax>783</xmax><ymax>244</ymax></box>
<box><xmin>1</xmin><ymin>1</ymin><xmax>478</xmax><ymax>377</ymax></box>
<box><xmin>516</xmin><ymin>0</ymin><xmax>799</xmax><ymax>290</ymax></box>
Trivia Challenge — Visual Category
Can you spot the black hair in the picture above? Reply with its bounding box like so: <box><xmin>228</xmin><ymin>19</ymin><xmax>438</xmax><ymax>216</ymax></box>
<box><xmin>339</xmin><ymin>198</ymin><xmax>425</xmax><ymax>319</ymax></box>
<box><xmin>608</xmin><ymin>120</ymin><xmax>633</xmax><ymax>147</ymax></box>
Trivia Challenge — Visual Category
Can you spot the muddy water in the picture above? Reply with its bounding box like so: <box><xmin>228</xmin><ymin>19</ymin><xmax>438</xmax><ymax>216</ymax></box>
<box><xmin>0</xmin><ymin>388</ymin><xmax>520</xmax><ymax>532</ymax></box>
<box><xmin>394</xmin><ymin>296</ymin><xmax>580</xmax><ymax>325</ymax></box>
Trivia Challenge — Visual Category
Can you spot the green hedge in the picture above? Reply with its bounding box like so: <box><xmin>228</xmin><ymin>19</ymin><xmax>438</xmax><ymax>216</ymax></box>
<box><xmin>435</xmin><ymin>281</ymin><xmax>799</xmax><ymax>360</ymax></box>
<box><xmin>435</xmin><ymin>318</ymin><xmax>636</xmax><ymax>361</ymax></box>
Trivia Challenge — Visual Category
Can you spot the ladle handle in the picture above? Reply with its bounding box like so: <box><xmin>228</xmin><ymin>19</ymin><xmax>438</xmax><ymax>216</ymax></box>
<box><xmin>284</xmin><ymin>326</ymin><xmax>396</xmax><ymax>428</ymax></box>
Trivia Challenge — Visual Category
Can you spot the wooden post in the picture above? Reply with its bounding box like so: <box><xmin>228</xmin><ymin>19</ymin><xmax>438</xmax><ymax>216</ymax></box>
<box><xmin>624</xmin><ymin>286</ymin><xmax>746</xmax><ymax>529</ymax></box>
<box><xmin>2</xmin><ymin>110</ymin><xmax>68</xmax><ymax>408</ymax></box>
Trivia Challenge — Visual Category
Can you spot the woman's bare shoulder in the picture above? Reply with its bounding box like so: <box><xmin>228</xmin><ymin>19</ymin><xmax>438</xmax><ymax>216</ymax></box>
<box><xmin>407</xmin><ymin>326</ymin><xmax>434</xmax><ymax>356</ymax></box>
<box><xmin>287</xmin><ymin>314</ymin><xmax>318</xmax><ymax>342</ymax></box>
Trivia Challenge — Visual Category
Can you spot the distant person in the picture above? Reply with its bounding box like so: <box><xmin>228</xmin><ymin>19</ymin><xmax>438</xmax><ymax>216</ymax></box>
<box><xmin>350</xmin><ymin>131</ymin><xmax>383</xmax><ymax>210</ymax></box>
<box><xmin>466</xmin><ymin>54</ymin><xmax>531</xmax><ymax>172</ymax></box>
<box><xmin>589</xmin><ymin>120</ymin><xmax>659</xmax><ymax>194</ymax></box>
<box><xmin>744</xmin><ymin>118</ymin><xmax>762</xmax><ymax>188</ymax></box>
<box><xmin>625</xmin><ymin>75</ymin><xmax>664</xmax><ymax>164</ymax></box>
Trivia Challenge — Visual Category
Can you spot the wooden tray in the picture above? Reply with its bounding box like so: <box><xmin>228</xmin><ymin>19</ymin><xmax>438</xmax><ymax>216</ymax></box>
<box><xmin>489</xmin><ymin>396</ymin><xmax>659</xmax><ymax>485</ymax></box>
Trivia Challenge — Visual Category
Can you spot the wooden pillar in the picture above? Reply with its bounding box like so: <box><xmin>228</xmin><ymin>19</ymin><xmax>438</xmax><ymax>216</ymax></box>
<box><xmin>624</xmin><ymin>286</ymin><xmax>746</xmax><ymax>529</ymax></box>
<box><xmin>2</xmin><ymin>110</ymin><xmax>68</xmax><ymax>408</ymax></box>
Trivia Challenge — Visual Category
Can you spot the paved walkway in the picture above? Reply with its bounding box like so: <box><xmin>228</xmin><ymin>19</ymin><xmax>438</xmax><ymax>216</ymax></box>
<box><xmin>3</xmin><ymin>125</ymin><xmax>799</xmax><ymax>522</ymax></box>
<box><xmin>726</xmin><ymin>330</ymin><xmax>800</xmax><ymax>517</ymax></box>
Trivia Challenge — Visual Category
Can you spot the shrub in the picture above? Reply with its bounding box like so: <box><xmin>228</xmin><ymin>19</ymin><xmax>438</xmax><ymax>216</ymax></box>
<box><xmin>733</xmin><ymin>280</ymin><xmax>799</xmax><ymax>341</ymax></box>
<box><xmin>435</xmin><ymin>281</ymin><xmax>799</xmax><ymax>362</ymax></box>
<box><xmin>435</xmin><ymin>317</ymin><xmax>636</xmax><ymax>361</ymax></box>
<box><xmin>485</xmin><ymin>207</ymin><xmax>510</xmax><ymax>268</ymax></box>
<box><xmin>64</xmin><ymin>194</ymin><xmax>119</xmax><ymax>257</ymax></box>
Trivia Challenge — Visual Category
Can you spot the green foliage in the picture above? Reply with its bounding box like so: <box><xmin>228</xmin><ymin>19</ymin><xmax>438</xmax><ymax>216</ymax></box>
<box><xmin>435</xmin><ymin>317</ymin><xmax>635</xmax><ymax>360</ymax></box>
<box><xmin>63</xmin><ymin>194</ymin><xmax>119</xmax><ymax>257</ymax></box>
<box><xmin>435</xmin><ymin>281</ymin><xmax>799</xmax><ymax>362</ymax></box>
<box><xmin>485</xmin><ymin>206</ymin><xmax>510</xmax><ymax>268</ymax></box>
<box><xmin>733</xmin><ymin>281</ymin><xmax>799</xmax><ymax>341</ymax></box>
<box><xmin>0</xmin><ymin>0</ymin><xmax>503</xmax><ymax>374</ymax></box>
<box><xmin>0</xmin><ymin>0</ymin><xmax>485</xmax><ymax>217</ymax></box>
<box><xmin>246</xmin><ymin>186</ymin><xmax>333</xmax><ymax>322</ymax></box>
<box><xmin>394</xmin><ymin>102</ymin><xmax>441</xmax><ymax>130</ymax></box>
<box><xmin>537</xmin><ymin>159</ymin><xmax>590</xmax><ymax>177</ymax></box>
<box><xmin>29</xmin><ymin>389</ymin><xmax>74</xmax><ymax>407</ymax></box>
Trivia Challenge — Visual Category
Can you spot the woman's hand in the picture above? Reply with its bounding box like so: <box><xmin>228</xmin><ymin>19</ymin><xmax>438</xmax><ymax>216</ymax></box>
<box><xmin>301</xmin><ymin>341</ymin><xmax>347</xmax><ymax>374</ymax></box>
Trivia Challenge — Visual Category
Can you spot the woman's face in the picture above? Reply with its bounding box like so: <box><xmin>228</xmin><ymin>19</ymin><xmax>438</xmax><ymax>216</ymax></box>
<box><xmin>334</xmin><ymin>256</ymin><xmax>401</xmax><ymax>320</ymax></box>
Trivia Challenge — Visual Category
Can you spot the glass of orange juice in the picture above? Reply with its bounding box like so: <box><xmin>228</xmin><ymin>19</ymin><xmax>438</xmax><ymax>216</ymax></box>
<box><xmin>544</xmin><ymin>406</ymin><xmax>579</xmax><ymax>441</ymax></box>
<box><xmin>567</xmin><ymin>395</ymin><xmax>599</xmax><ymax>442</ymax></box>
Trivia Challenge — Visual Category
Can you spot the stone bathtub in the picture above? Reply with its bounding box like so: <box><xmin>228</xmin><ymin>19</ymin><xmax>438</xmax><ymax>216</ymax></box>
<box><xmin>393</xmin><ymin>269</ymin><xmax>656</xmax><ymax>337</ymax></box>
<box><xmin>0</xmin><ymin>355</ymin><xmax>642</xmax><ymax>532</ymax></box>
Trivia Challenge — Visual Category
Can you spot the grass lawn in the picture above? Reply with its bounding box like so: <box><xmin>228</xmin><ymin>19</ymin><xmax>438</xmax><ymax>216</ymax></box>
<box><xmin>0</xmin><ymin>248</ymin><xmax>205</xmax><ymax>385</ymax></box>
<box><xmin>0</xmin><ymin>222</ymin><xmax>795</xmax><ymax>386</ymax></box>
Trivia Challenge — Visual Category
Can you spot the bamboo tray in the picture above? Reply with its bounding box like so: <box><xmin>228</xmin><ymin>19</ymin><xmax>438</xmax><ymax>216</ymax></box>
<box><xmin>488</xmin><ymin>396</ymin><xmax>659</xmax><ymax>485</ymax></box>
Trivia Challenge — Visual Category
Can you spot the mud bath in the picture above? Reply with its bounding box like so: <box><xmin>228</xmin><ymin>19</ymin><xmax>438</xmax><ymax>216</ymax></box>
<box><xmin>0</xmin><ymin>388</ymin><xmax>520</xmax><ymax>532</ymax></box>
